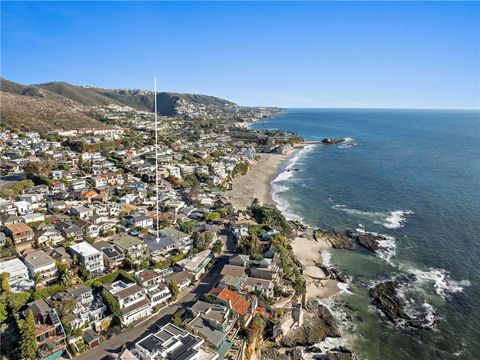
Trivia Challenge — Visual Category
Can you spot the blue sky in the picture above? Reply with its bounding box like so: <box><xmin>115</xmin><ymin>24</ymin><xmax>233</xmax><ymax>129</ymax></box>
<box><xmin>1</xmin><ymin>1</ymin><xmax>479</xmax><ymax>109</ymax></box>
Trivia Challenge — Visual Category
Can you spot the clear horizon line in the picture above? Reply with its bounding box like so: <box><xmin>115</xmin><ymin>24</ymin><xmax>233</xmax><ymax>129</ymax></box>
<box><xmin>252</xmin><ymin>106</ymin><xmax>480</xmax><ymax>111</ymax></box>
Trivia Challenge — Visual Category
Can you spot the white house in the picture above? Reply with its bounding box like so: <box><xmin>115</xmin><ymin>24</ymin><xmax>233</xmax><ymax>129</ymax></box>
<box><xmin>14</xmin><ymin>201</ymin><xmax>33</xmax><ymax>215</ymax></box>
<box><xmin>23</xmin><ymin>250</ymin><xmax>58</xmax><ymax>285</ymax></box>
<box><xmin>70</xmin><ymin>206</ymin><xmax>94</xmax><ymax>220</ymax></box>
<box><xmin>21</xmin><ymin>213</ymin><xmax>45</xmax><ymax>224</ymax></box>
<box><xmin>104</xmin><ymin>280</ymin><xmax>152</xmax><ymax>326</ymax></box>
<box><xmin>0</xmin><ymin>258</ymin><xmax>34</xmax><ymax>291</ymax></box>
<box><xmin>135</xmin><ymin>269</ymin><xmax>171</xmax><ymax>307</ymax></box>
<box><xmin>68</xmin><ymin>242</ymin><xmax>105</xmax><ymax>277</ymax></box>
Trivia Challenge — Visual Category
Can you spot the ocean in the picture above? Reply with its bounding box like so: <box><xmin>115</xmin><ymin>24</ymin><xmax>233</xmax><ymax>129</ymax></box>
<box><xmin>250</xmin><ymin>109</ymin><xmax>480</xmax><ymax>360</ymax></box>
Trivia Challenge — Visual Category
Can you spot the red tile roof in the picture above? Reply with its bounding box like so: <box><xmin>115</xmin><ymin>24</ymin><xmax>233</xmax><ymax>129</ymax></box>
<box><xmin>215</xmin><ymin>288</ymin><xmax>250</xmax><ymax>316</ymax></box>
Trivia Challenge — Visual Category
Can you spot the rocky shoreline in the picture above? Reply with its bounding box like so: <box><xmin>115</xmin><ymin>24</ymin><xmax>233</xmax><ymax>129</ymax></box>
<box><xmin>262</xmin><ymin>300</ymin><xmax>357</xmax><ymax>360</ymax></box>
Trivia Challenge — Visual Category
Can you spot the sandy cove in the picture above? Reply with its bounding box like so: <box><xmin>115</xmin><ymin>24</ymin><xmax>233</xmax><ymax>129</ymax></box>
<box><xmin>292</xmin><ymin>236</ymin><xmax>340</xmax><ymax>299</ymax></box>
<box><xmin>225</xmin><ymin>146</ymin><xmax>301</xmax><ymax>210</ymax></box>
<box><xmin>226</xmin><ymin>145</ymin><xmax>341</xmax><ymax>300</ymax></box>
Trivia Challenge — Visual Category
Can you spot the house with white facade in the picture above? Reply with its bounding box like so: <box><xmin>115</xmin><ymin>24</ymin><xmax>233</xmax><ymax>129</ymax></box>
<box><xmin>68</xmin><ymin>242</ymin><xmax>105</xmax><ymax>277</ymax></box>
<box><xmin>135</xmin><ymin>269</ymin><xmax>171</xmax><ymax>307</ymax></box>
<box><xmin>103</xmin><ymin>280</ymin><xmax>152</xmax><ymax>326</ymax></box>
<box><xmin>0</xmin><ymin>258</ymin><xmax>34</xmax><ymax>291</ymax></box>
<box><xmin>23</xmin><ymin>250</ymin><xmax>58</xmax><ymax>285</ymax></box>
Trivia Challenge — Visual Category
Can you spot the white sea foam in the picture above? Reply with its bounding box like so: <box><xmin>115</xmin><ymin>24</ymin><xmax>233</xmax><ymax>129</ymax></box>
<box><xmin>269</xmin><ymin>145</ymin><xmax>317</xmax><ymax>223</ymax></box>
<box><xmin>338</xmin><ymin>137</ymin><xmax>357</xmax><ymax>148</ymax></box>
<box><xmin>336</xmin><ymin>281</ymin><xmax>353</xmax><ymax>295</ymax></box>
<box><xmin>407</xmin><ymin>267</ymin><xmax>471</xmax><ymax>299</ymax></box>
<box><xmin>321</xmin><ymin>248</ymin><xmax>332</xmax><ymax>267</ymax></box>
<box><xmin>355</xmin><ymin>227</ymin><xmax>398</xmax><ymax>264</ymax></box>
<box><xmin>306</xmin><ymin>298</ymin><xmax>356</xmax><ymax>355</ymax></box>
<box><xmin>382</xmin><ymin>210</ymin><xmax>414</xmax><ymax>229</ymax></box>
<box><xmin>333</xmin><ymin>205</ymin><xmax>414</xmax><ymax>229</ymax></box>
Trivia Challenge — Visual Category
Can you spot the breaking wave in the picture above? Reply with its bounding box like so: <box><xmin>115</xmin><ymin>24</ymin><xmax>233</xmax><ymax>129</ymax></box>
<box><xmin>407</xmin><ymin>267</ymin><xmax>471</xmax><ymax>299</ymax></box>
<box><xmin>356</xmin><ymin>227</ymin><xmax>397</xmax><ymax>264</ymax></box>
<box><xmin>333</xmin><ymin>205</ymin><xmax>414</xmax><ymax>229</ymax></box>
<box><xmin>270</xmin><ymin>145</ymin><xmax>317</xmax><ymax>223</ymax></box>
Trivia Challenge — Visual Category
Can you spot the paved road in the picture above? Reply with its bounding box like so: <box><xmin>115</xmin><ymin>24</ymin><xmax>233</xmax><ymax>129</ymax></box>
<box><xmin>77</xmin><ymin>254</ymin><xmax>229</xmax><ymax>360</ymax></box>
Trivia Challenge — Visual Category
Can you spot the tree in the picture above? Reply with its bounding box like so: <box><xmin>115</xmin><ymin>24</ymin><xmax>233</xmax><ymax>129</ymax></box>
<box><xmin>179</xmin><ymin>220</ymin><xmax>197</xmax><ymax>235</ymax></box>
<box><xmin>193</xmin><ymin>232</ymin><xmax>213</xmax><ymax>251</ymax></box>
<box><xmin>238</xmin><ymin>234</ymin><xmax>261</xmax><ymax>256</ymax></box>
<box><xmin>7</xmin><ymin>292</ymin><xmax>31</xmax><ymax>313</ymax></box>
<box><xmin>0</xmin><ymin>297</ymin><xmax>7</xmax><ymax>323</ymax></box>
<box><xmin>245</xmin><ymin>316</ymin><xmax>265</xmax><ymax>345</ymax></box>
<box><xmin>212</xmin><ymin>240</ymin><xmax>223</xmax><ymax>254</ymax></box>
<box><xmin>1</xmin><ymin>273</ymin><xmax>10</xmax><ymax>293</ymax></box>
<box><xmin>168</xmin><ymin>280</ymin><xmax>180</xmax><ymax>302</ymax></box>
<box><xmin>101</xmin><ymin>291</ymin><xmax>122</xmax><ymax>318</ymax></box>
<box><xmin>18</xmin><ymin>309</ymin><xmax>38</xmax><ymax>360</ymax></box>
<box><xmin>201</xmin><ymin>293</ymin><xmax>217</xmax><ymax>304</ymax></box>
<box><xmin>57</xmin><ymin>262</ymin><xmax>73</xmax><ymax>287</ymax></box>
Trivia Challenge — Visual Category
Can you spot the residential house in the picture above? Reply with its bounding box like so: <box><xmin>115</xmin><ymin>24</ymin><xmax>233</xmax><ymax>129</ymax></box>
<box><xmin>52</xmin><ymin>284</ymin><xmax>107</xmax><ymax>331</ymax></box>
<box><xmin>23</xmin><ymin>299</ymin><xmax>67</xmax><ymax>360</ymax></box>
<box><xmin>55</xmin><ymin>222</ymin><xmax>83</xmax><ymax>241</ymax></box>
<box><xmin>21</xmin><ymin>212</ymin><xmax>45</xmax><ymax>224</ymax></box>
<box><xmin>135</xmin><ymin>323</ymin><xmax>209</xmax><ymax>360</ymax></box>
<box><xmin>186</xmin><ymin>301</ymin><xmax>235</xmax><ymax>358</ymax></box>
<box><xmin>135</xmin><ymin>269</ymin><xmax>171</xmax><ymax>307</ymax></box>
<box><xmin>47</xmin><ymin>247</ymin><xmax>72</xmax><ymax>267</ymax></box>
<box><xmin>176</xmin><ymin>250</ymin><xmax>213</xmax><ymax>281</ymax></box>
<box><xmin>244</xmin><ymin>277</ymin><xmax>275</xmax><ymax>298</ymax></box>
<box><xmin>163</xmin><ymin>269</ymin><xmax>191</xmax><ymax>291</ymax></box>
<box><xmin>103</xmin><ymin>280</ymin><xmax>152</xmax><ymax>326</ymax></box>
<box><xmin>228</xmin><ymin>254</ymin><xmax>249</xmax><ymax>268</ymax></box>
<box><xmin>3</xmin><ymin>222</ymin><xmax>34</xmax><ymax>252</ymax></box>
<box><xmin>75</xmin><ymin>219</ymin><xmax>100</xmax><ymax>239</ymax></box>
<box><xmin>111</xmin><ymin>233</ymin><xmax>147</xmax><ymax>262</ymax></box>
<box><xmin>0</xmin><ymin>258</ymin><xmax>34</xmax><ymax>291</ymax></box>
<box><xmin>125</xmin><ymin>214</ymin><xmax>154</xmax><ymax>229</ymax></box>
<box><xmin>23</xmin><ymin>250</ymin><xmax>58</xmax><ymax>285</ymax></box>
<box><xmin>93</xmin><ymin>241</ymin><xmax>124</xmax><ymax>271</ymax></box>
<box><xmin>158</xmin><ymin>227</ymin><xmax>192</xmax><ymax>252</ymax></box>
<box><xmin>68</xmin><ymin>242</ymin><xmax>105</xmax><ymax>277</ymax></box>
<box><xmin>249</xmin><ymin>258</ymin><xmax>279</xmax><ymax>281</ymax></box>
<box><xmin>210</xmin><ymin>288</ymin><xmax>256</xmax><ymax>326</ymax></box>
<box><xmin>70</xmin><ymin>206</ymin><xmax>94</xmax><ymax>220</ymax></box>
<box><xmin>14</xmin><ymin>200</ymin><xmax>33</xmax><ymax>215</ymax></box>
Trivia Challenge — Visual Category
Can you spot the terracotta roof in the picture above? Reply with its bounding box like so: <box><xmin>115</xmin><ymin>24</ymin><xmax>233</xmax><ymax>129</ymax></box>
<box><xmin>216</xmin><ymin>288</ymin><xmax>250</xmax><ymax>316</ymax></box>
<box><xmin>5</xmin><ymin>222</ymin><xmax>33</xmax><ymax>235</ymax></box>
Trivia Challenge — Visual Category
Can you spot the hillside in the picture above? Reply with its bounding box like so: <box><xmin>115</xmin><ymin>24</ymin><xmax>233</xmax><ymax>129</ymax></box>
<box><xmin>0</xmin><ymin>91</ymin><xmax>103</xmax><ymax>133</ymax></box>
<box><xmin>0</xmin><ymin>78</ymin><xmax>282</xmax><ymax>132</ymax></box>
<box><xmin>35</xmin><ymin>81</ymin><xmax>124</xmax><ymax>106</ymax></box>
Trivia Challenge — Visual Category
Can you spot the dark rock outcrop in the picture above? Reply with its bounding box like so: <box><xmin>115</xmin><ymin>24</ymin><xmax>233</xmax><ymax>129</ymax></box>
<box><xmin>327</xmin><ymin>346</ymin><xmax>357</xmax><ymax>360</ymax></box>
<box><xmin>321</xmin><ymin>138</ymin><xmax>345</xmax><ymax>145</ymax></box>
<box><xmin>316</xmin><ymin>230</ymin><xmax>355</xmax><ymax>250</ymax></box>
<box><xmin>261</xmin><ymin>348</ymin><xmax>303</xmax><ymax>360</ymax></box>
<box><xmin>346</xmin><ymin>229</ymin><xmax>390</xmax><ymax>254</ymax></box>
<box><xmin>281</xmin><ymin>300</ymin><xmax>340</xmax><ymax>347</ymax></box>
<box><xmin>369</xmin><ymin>277</ymin><xmax>436</xmax><ymax>329</ymax></box>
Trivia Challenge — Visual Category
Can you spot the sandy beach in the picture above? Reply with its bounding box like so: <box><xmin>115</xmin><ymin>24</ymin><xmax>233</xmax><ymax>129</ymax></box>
<box><xmin>292</xmin><ymin>236</ymin><xmax>340</xmax><ymax>299</ymax></box>
<box><xmin>226</xmin><ymin>143</ymin><xmax>340</xmax><ymax>300</ymax></box>
<box><xmin>225</xmin><ymin>146</ymin><xmax>302</xmax><ymax>210</ymax></box>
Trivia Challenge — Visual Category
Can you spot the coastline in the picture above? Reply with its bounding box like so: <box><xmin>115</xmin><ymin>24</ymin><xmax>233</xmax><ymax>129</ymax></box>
<box><xmin>225</xmin><ymin>145</ymin><xmax>303</xmax><ymax>210</ymax></box>
<box><xmin>226</xmin><ymin>143</ymin><xmax>342</xmax><ymax>301</ymax></box>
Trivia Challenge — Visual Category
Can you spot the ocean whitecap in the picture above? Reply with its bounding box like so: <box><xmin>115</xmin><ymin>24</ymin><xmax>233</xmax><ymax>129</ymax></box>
<box><xmin>407</xmin><ymin>267</ymin><xmax>471</xmax><ymax>299</ymax></box>
<box><xmin>333</xmin><ymin>205</ymin><xmax>414</xmax><ymax>230</ymax></box>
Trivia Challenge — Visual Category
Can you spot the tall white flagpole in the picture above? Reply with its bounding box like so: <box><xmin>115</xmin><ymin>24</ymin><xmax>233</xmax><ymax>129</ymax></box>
<box><xmin>155</xmin><ymin>78</ymin><xmax>159</xmax><ymax>241</ymax></box>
